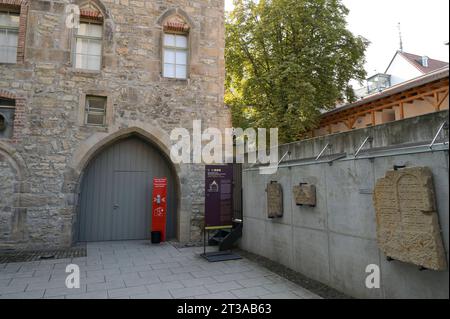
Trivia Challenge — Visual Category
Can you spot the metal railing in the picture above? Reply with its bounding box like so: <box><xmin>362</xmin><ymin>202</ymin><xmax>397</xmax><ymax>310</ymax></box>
<box><xmin>430</xmin><ymin>121</ymin><xmax>448</xmax><ymax>150</ymax></box>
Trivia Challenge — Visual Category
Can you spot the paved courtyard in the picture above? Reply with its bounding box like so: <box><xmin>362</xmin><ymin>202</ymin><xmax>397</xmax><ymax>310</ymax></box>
<box><xmin>0</xmin><ymin>241</ymin><xmax>320</xmax><ymax>299</ymax></box>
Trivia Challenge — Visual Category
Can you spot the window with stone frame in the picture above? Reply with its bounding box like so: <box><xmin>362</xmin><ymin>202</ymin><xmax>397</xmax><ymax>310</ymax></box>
<box><xmin>73</xmin><ymin>3</ymin><xmax>104</xmax><ymax>71</ymax></box>
<box><xmin>0</xmin><ymin>97</ymin><xmax>15</xmax><ymax>139</ymax></box>
<box><xmin>162</xmin><ymin>16</ymin><xmax>190</xmax><ymax>79</ymax></box>
<box><xmin>73</xmin><ymin>19</ymin><xmax>103</xmax><ymax>71</ymax></box>
<box><xmin>0</xmin><ymin>9</ymin><xmax>20</xmax><ymax>64</ymax></box>
<box><xmin>85</xmin><ymin>95</ymin><xmax>107</xmax><ymax>126</ymax></box>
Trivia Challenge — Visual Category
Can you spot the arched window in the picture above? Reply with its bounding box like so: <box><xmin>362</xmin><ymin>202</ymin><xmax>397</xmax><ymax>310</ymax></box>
<box><xmin>72</xmin><ymin>2</ymin><xmax>104</xmax><ymax>71</ymax></box>
<box><xmin>162</xmin><ymin>15</ymin><xmax>190</xmax><ymax>79</ymax></box>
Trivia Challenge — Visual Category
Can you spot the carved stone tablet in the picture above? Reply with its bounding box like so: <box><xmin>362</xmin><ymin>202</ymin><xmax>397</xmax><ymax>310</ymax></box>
<box><xmin>373</xmin><ymin>167</ymin><xmax>447</xmax><ymax>271</ymax></box>
<box><xmin>266</xmin><ymin>182</ymin><xmax>283</xmax><ymax>219</ymax></box>
<box><xmin>293</xmin><ymin>184</ymin><xmax>316</xmax><ymax>207</ymax></box>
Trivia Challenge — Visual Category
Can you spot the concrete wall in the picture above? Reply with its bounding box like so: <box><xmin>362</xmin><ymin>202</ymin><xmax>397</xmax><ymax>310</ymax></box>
<box><xmin>240</xmin><ymin>111</ymin><xmax>449</xmax><ymax>299</ymax></box>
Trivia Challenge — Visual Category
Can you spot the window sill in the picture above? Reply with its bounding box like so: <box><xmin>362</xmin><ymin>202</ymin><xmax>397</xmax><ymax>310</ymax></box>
<box><xmin>0</xmin><ymin>62</ymin><xmax>18</xmax><ymax>66</ymax></box>
<box><xmin>70</xmin><ymin>68</ymin><xmax>102</xmax><ymax>77</ymax></box>
<box><xmin>82</xmin><ymin>124</ymin><xmax>109</xmax><ymax>131</ymax></box>
<box><xmin>160</xmin><ymin>76</ymin><xmax>190</xmax><ymax>84</ymax></box>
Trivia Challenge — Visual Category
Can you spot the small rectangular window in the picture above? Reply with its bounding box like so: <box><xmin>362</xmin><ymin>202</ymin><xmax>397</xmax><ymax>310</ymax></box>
<box><xmin>85</xmin><ymin>96</ymin><xmax>107</xmax><ymax>126</ymax></box>
<box><xmin>0</xmin><ymin>97</ymin><xmax>15</xmax><ymax>139</ymax></box>
<box><xmin>0</xmin><ymin>11</ymin><xmax>20</xmax><ymax>64</ymax></box>
<box><xmin>74</xmin><ymin>21</ymin><xmax>103</xmax><ymax>71</ymax></box>
<box><xmin>163</xmin><ymin>34</ymin><xmax>188</xmax><ymax>79</ymax></box>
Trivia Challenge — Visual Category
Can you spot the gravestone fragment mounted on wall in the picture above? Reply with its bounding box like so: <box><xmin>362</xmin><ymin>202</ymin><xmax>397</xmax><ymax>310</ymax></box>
<box><xmin>373</xmin><ymin>167</ymin><xmax>447</xmax><ymax>271</ymax></box>
<box><xmin>266</xmin><ymin>181</ymin><xmax>283</xmax><ymax>219</ymax></box>
<box><xmin>293</xmin><ymin>183</ymin><xmax>316</xmax><ymax>207</ymax></box>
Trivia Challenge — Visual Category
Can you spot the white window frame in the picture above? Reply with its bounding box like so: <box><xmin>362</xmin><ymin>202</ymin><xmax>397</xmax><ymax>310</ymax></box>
<box><xmin>162</xmin><ymin>33</ymin><xmax>189</xmax><ymax>79</ymax></box>
<box><xmin>0</xmin><ymin>10</ymin><xmax>20</xmax><ymax>64</ymax></box>
<box><xmin>73</xmin><ymin>20</ymin><xmax>103</xmax><ymax>71</ymax></box>
<box><xmin>84</xmin><ymin>95</ymin><xmax>107</xmax><ymax>127</ymax></box>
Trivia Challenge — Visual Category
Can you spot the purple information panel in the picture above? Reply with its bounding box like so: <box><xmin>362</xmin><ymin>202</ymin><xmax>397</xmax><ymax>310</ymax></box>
<box><xmin>205</xmin><ymin>164</ymin><xmax>233</xmax><ymax>228</ymax></box>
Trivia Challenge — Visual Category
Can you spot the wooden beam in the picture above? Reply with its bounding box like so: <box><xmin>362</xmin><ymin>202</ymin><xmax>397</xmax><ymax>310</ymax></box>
<box><xmin>320</xmin><ymin>87</ymin><xmax>447</xmax><ymax>127</ymax></box>
<box><xmin>399</xmin><ymin>102</ymin><xmax>404</xmax><ymax>120</ymax></box>
<box><xmin>344</xmin><ymin>119</ymin><xmax>352</xmax><ymax>129</ymax></box>
<box><xmin>434</xmin><ymin>92</ymin><xmax>439</xmax><ymax>111</ymax></box>
<box><xmin>422</xmin><ymin>96</ymin><xmax>436</xmax><ymax>109</ymax></box>
<box><xmin>318</xmin><ymin>78</ymin><xmax>450</xmax><ymax>129</ymax></box>
<box><xmin>437</xmin><ymin>89</ymin><xmax>449</xmax><ymax>111</ymax></box>
<box><xmin>348</xmin><ymin>117</ymin><xmax>357</xmax><ymax>129</ymax></box>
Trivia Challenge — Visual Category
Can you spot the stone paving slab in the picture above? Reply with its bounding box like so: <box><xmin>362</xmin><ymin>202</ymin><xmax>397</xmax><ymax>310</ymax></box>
<box><xmin>0</xmin><ymin>241</ymin><xmax>320</xmax><ymax>299</ymax></box>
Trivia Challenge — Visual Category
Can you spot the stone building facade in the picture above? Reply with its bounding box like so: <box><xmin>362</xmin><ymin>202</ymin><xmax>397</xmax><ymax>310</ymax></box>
<box><xmin>0</xmin><ymin>0</ymin><xmax>229</xmax><ymax>249</ymax></box>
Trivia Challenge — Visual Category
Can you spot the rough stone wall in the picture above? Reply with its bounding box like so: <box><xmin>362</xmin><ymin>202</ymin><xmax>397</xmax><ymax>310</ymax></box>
<box><xmin>0</xmin><ymin>152</ymin><xmax>16</xmax><ymax>242</ymax></box>
<box><xmin>0</xmin><ymin>0</ymin><xmax>229</xmax><ymax>249</ymax></box>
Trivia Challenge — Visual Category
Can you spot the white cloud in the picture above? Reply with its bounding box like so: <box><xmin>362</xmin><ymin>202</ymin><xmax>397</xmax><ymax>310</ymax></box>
<box><xmin>225</xmin><ymin>0</ymin><xmax>234</xmax><ymax>12</ymax></box>
<box><xmin>343</xmin><ymin>0</ymin><xmax>449</xmax><ymax>76</ymax></box>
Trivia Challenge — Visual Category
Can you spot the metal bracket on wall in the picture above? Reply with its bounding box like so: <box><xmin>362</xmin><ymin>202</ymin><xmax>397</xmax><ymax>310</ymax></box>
<box><xmin>326</xmin><ymin>153</ymin><xmax>347</xmax><ymax>166</ymax></box>
<box><xmin>315</xmin><ymin>143</ymin><xmax>331</xmax><ymax>161</ymax></box>
<box><xmin>430</xmin><ymin>121</ymin><xmax>449</xmax><ymax>149</ymax></box>
<box><xmin>354</xmin><ymin>136</ymin><xmax>373</xmax><ymax>158</ymax></box>
<box><xmin>278</xmin><ymin>151</ymin><xmax>291</xmax><ymax>166</ymax></box>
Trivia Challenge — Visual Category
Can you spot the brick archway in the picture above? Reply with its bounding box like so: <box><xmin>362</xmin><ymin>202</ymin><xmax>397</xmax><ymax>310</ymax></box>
<box><xmin>73</xmin><ymin>0</ymin><xmax>111</xmax><ymax>20</ymax></box>
<box><xmin>156</xmin><ymin>7</ymin><xmax>195</xmax><ymax>29</ymax></box>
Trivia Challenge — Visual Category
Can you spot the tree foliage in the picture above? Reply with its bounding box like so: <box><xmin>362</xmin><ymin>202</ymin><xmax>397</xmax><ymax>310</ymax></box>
<box><xmin>225</xmin><ymin>0</ymin><xmax>367</xmax><ymax>143</ymax></box>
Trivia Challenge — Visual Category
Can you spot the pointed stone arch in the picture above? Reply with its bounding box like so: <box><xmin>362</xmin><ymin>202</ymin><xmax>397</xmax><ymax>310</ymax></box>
<box><xmin>65</xmin><ymin>122</ymin><xmax>191</xmax><ymax>244</ymax></box>
<box><xmin>156</xmin><ymin>7</ymin><xmax>195</xmax><ymax>30</ymax></box>
<box><xmin>0</xmin><ymin>140</ymin><xmax>29</xmax><ymax>247</ymax></box>
<box><xmin>73</xmin><ymin>0</ymin><xmax>111</xmax><ymax>19</ymax></box>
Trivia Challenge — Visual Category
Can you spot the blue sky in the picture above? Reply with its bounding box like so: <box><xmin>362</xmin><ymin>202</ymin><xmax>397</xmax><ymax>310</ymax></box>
<box><xmin>225</xmin><ymin>0</ymin><xmax>449</xmax><ymax>78</ymax></box>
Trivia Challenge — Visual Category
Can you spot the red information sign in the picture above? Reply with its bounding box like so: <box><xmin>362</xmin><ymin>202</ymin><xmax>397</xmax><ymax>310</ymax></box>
<box><xmin>151</xmin><ymin>178</ymin><xmax>167</xmax><ymax>241</ymax></box>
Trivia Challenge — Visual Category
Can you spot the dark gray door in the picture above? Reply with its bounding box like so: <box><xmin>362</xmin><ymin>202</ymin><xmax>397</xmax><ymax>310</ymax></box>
<box><xmin>77</xmin><ymin>137</ymin><xmax>177</xmax><ymax>242</ymax></box>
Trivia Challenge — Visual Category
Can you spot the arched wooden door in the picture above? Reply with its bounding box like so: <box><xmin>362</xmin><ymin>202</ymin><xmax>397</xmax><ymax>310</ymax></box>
<box><xmin>77</xmin><ymin>136</ymin><xmax>177</xmax><ymax>242</ymax></box>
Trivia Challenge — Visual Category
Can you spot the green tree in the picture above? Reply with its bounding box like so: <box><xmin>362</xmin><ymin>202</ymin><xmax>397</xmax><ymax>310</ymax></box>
<box><xmin>226</xmin><ymin>0</ymin><xmax>367</xmax><ymax>143</ymax></box>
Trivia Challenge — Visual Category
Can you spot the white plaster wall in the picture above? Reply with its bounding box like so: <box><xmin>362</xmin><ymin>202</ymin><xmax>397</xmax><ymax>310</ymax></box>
<box><xmin>386</xmin><ymin>54</ymin><xmax>423</xmax><ymax>86</ymax></box>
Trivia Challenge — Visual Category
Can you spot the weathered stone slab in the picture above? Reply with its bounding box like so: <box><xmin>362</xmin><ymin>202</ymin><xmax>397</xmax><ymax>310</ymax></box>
<box><xmin>373</xmin><ymin>167</ymin><xmax>447</xmax><ymax>271</ymax></box>
<box><xmin>266</xmin><ymin>182</ymin><xmax>283</xmax><ymax>219</ymax></box>
<box><xmin>293</xmin><ymin>184</ymin><xmax>316</xmax><ymax>207</ymax></box>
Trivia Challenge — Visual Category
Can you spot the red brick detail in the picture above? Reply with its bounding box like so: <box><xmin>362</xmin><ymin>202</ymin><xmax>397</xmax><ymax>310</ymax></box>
<box><xmin>0</xmin><ymin>0</ymin><xmax>29</xmax><ymax>64</ymax></box>
<box><xmin>0</xmin><ymin>89</ymin><xmax>17</xmax><ymax>100</ymax></box>
<box><xmin>164</xmin><ymin>21</ymin><xmax>189</xmax><ymax>33</ymax></box>
<box><xmin>12</xmin><ymin>97</ymin><xmax>25</xmax><ymax>142</ymax></box>
<box><xmin>80</xmin><ymin>9</ymin><xmax>103</xmax><ymax>22</ymax></box>
<box><xmin>0</xmin><ymin>90</ymin><xmax>26</xmax><ymax>143</ymax></box>
<box><xmin>0</xmin><ymin>0</ymin><xmax>25</xmax><ymax>6</ymax></box>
